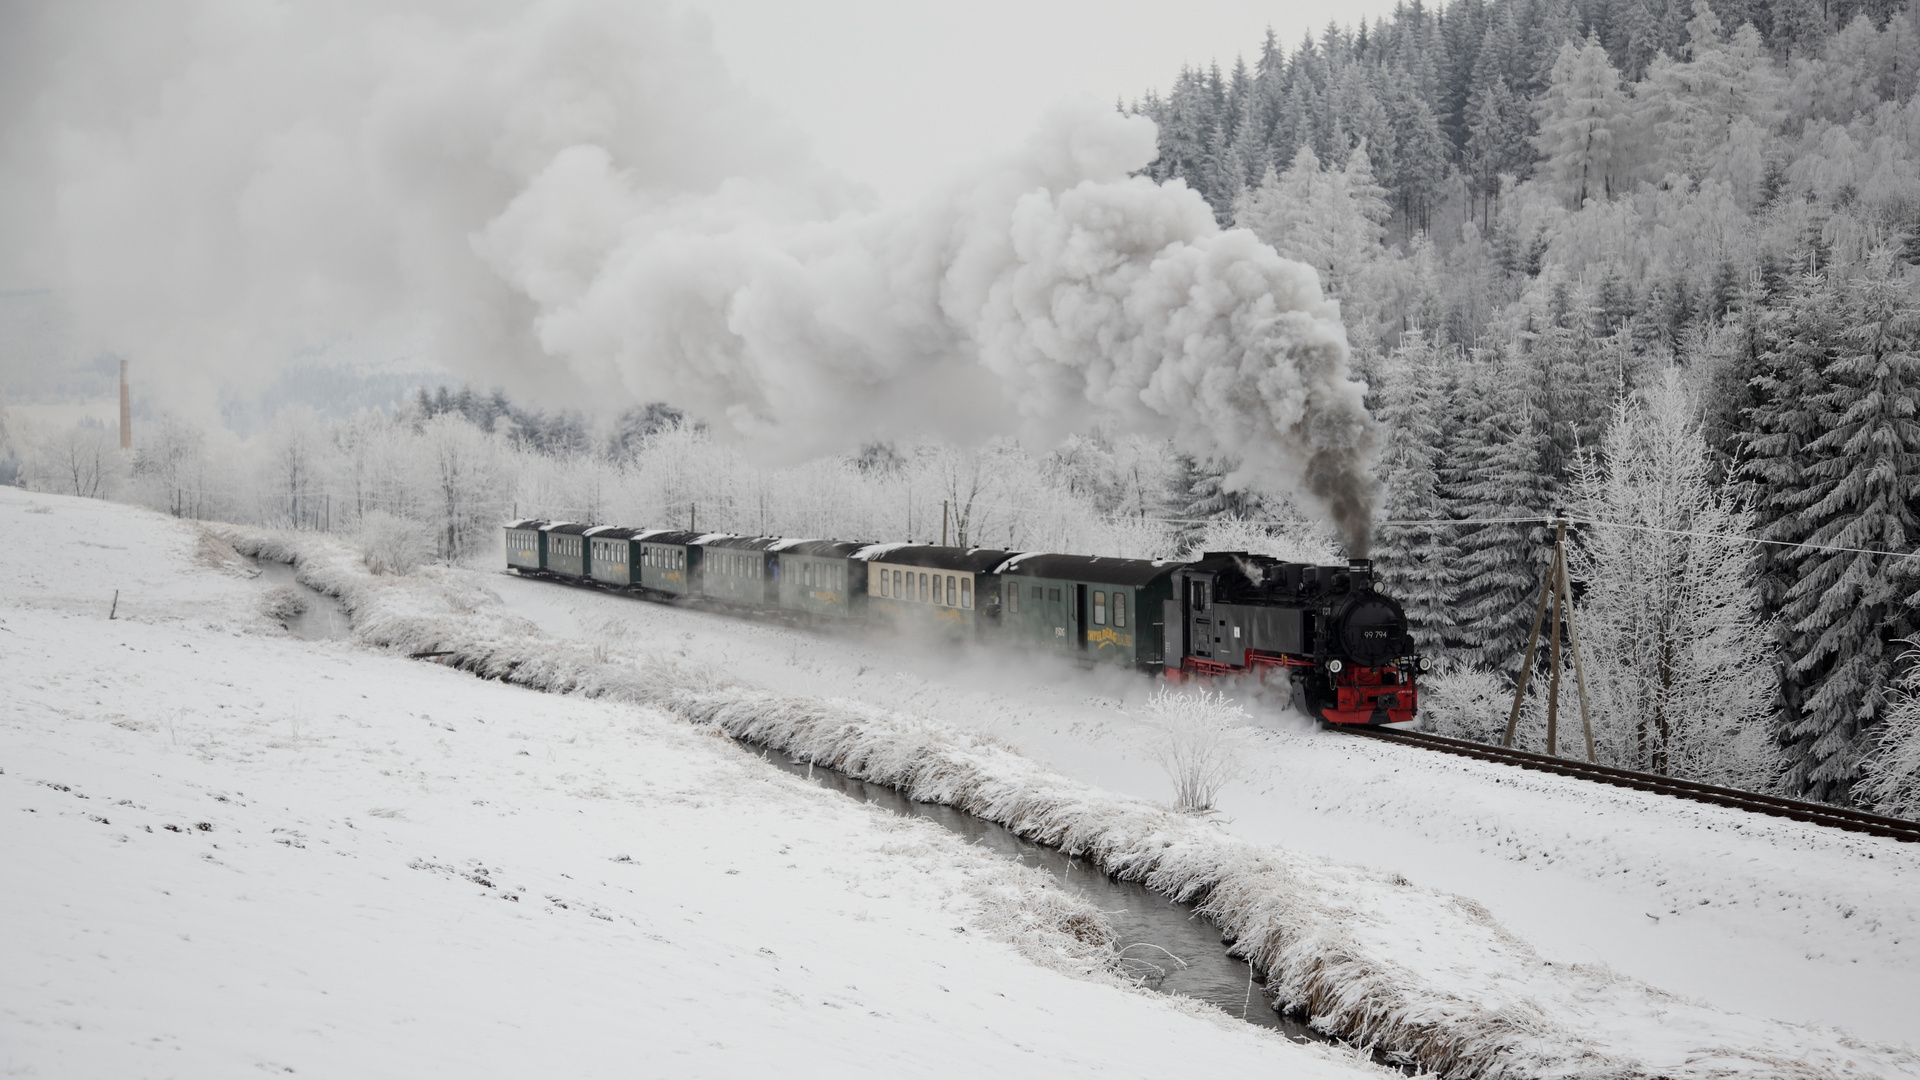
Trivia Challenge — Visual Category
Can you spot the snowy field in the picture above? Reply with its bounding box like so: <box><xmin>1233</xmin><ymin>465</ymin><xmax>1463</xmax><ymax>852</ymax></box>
<box><xmin>476</xmin><ymin>539</ymin><xmax>1920</xmax><ymax>1050</ymax></box>
<box><xmin>0</xmin><ymin>488</ymin><xmax>1386</xmax><ymax>1079</ymax></box>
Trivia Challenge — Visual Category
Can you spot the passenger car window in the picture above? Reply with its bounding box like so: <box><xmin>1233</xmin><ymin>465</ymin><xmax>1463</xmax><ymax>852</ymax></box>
<box><xmin>1114</xmin><ymin>592</ymin><xmax>1127</xmax><ymax>628</ymax></box>
<box><xmin>946</xmin><ymin>576</ymin><xmax>956</xmax><ymax>606</ymax></box>
<box><xmin>919</xmin><ymin>573</ymin><xmax>929</xmax><ymax>602</ymax></box>
<box><xmin>1093</xmin><ymin>591</ymin><xmax>1107</xmax><ymax>626</ymax></box>
<box><xmin>961</xmin><ymin>579</ymin><xmax>972</xmax><ymax>609</ymax></box>
<box><xmin>1007</xmin><ymin>582</ymin><xmax>1018</xmax><ymax>613</ymax></box>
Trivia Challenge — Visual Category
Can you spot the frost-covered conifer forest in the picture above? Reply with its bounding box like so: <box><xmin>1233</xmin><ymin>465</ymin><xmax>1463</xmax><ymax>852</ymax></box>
<box><xmin>6</xmin><ymin>0</ymin><xmax>1920</xmax><ymax>1074</ymax></box>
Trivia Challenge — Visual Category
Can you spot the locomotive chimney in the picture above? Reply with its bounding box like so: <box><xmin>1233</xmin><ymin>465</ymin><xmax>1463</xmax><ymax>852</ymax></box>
<box><xmin>118</xmin><ymin>358</ymin><xmax>131</xmax><ymax>451</ymax></box>
<box><xmin>1348</xmin><ymin>558</ymin><xmax>1372</xmax><ymax>588</ymax></box>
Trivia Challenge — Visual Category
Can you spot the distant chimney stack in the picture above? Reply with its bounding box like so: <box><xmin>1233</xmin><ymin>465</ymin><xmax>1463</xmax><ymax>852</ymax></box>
<box><xmin>119</xmin><ymin>359</ymin><xmax>131</xmax><ymax>450</ymax></box>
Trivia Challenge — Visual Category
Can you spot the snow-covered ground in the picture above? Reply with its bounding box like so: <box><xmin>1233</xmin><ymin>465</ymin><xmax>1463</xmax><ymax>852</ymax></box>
<box><xmin>481</xmin><ymin>541</ymin><xmax>1920</xmax><ymax>1050</ymax></box>
<box><xmin>0</xmin><ymin>488</ymin><xmax>1386</xmax><ymax>1079</ymax></box>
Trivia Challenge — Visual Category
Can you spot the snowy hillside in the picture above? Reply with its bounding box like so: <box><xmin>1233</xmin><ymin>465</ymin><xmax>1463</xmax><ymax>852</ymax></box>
<box><xmin>0</xmin><ymin>488</ymin><xmax>1382</xmax><ymax>1079</ymax></box>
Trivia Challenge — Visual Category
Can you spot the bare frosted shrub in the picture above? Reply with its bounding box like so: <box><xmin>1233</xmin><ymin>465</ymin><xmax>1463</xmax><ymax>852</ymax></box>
<box><xmin>1418</xmin><ymin>665</ymin><xmax>1511</xmax><ymax>743</ymax></box>
<box><xmin>1861</xmin><ymin>649</ymin><xmax>1920</xmax><ymax>821</ymax></box>
<box><xmin>356</xmin><ymin>511</ymin><xmax>435</xmax><ymax>576</ymax></box>
<box><xmin>1138</xmin><ymin>687</ymin><xmax>1254</xmax><ymax>813</ymax></box>
<box><xmin>260</xmin><ymin>585</ymin><xmax>307</xmax><ymax>621</ymax></box>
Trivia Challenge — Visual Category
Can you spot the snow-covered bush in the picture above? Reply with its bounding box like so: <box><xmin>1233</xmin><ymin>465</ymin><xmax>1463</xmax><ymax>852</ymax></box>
<box><xmin>356</xmin><ymin>510</ymin><xmax>436</xmax><ymax>576</ymax></box>
<box><xmin>1136</xmin><ymin>688</ymin><xmax>1253</xmax><ymax>813</ymax></box>
<box><xmin>1860</xmin><ymin>649</ymin><xmax>1920</xmax><ymax>821</ymax></box>
<box><xmin>260</xmin><ymin>585</ymin><xmax>307</xmax><ymax>621</ymax></box>
<box><xmin>1418</xmin><ymin>665</ymin><xmax>1512</xmax><ymax>743</ymax></box>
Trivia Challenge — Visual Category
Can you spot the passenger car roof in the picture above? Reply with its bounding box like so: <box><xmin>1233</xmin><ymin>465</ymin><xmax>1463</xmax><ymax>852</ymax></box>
<box><xmin>860</xmin><ymin>545</ymin><xmax>1020</xmax><ymax>573</ymax></box>
<box><xmin>993</xmin><ymin>552</ymin><xmax>1184</xmax><ymax>587</ymax></box>
<box><xmin>774</xmin><ymin>540</ymin><xmax>873</xmax><ymax>558</ymax></box>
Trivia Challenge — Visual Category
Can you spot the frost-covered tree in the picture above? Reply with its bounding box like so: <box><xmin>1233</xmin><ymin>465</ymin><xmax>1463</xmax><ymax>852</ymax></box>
<box><xmin>1633</xmin><ymin>3</ymin><xmax>1784</xmax><ymax>199</ymax></box>
<box><xmin>421</xmin><ymin>412</ymin><xmax>506</xmax><ymax>562</ymax></box>
<box><xmin>265</xmin><ymin>406</ymin><xmax>328</xmax><ymax>529</ymax></box>
<box><xmin>1860</xmin><ymin>645</ymin><xmax>1920</xmax><ymax>820</ymax></box>
<box><xmin>30</xmin><ymin>420</ymin><xmax>122</xmax><ymax>499</ymax></box>
<box><xmin>133</xmin><ymin>414</ymin><xmax>210</xmax><ymax>519</ymax></box>
<box><xmin>1570</xmin><ymin>372</ymin><xmax>1780</xmax><ymax>786</ymax></box>
<box><xmin>1534</xmin><ymin>35</ymin><xmax>1628</xmax><ymax>206</ymax></box>
<box><xmin>1233</xmin><ymin>143</ymin><xmax>1398</xmax><ymax>342</ymax></box>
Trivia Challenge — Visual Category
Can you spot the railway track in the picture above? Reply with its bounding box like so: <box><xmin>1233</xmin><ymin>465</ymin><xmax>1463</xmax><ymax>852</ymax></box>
<box><xmin>1342</xmin><ymin>725</ymin><xmax>1920</xmax><ymax>844</ymax></box>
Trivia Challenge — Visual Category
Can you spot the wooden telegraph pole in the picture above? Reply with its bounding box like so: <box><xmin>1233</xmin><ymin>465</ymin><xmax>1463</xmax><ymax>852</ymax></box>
<box><xmin>1501</xmin><ymin>519</ymin><xmax>1596</xmax><ymax>761</ymax></box>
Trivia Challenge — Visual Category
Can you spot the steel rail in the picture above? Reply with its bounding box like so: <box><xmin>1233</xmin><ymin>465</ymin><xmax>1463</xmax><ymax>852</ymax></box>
<box><xmin>1340</xmin><ymin>725</ymin><xmax>1920</xmax><ymax>844</ymax></box>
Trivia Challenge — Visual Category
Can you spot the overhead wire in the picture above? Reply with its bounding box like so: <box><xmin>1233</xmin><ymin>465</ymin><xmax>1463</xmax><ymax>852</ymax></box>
<box><xmin>1376</xmin><ymin>514</ymin><xmax>1920</xmax><ymax>562</ymax></box>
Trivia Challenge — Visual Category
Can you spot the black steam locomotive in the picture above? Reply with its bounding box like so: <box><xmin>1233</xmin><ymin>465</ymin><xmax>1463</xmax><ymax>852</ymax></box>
<box><xmin>1164</xmin><ymin>553</ymin><xmax>1426</xmax><ymax>725</ymax></box>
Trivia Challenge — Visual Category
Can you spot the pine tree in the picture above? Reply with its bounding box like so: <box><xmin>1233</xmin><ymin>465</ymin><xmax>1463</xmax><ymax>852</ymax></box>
<box><xmin>1774</xmin><ymin>256</ymin><xmax>1920</xmax><ymax>804</ymax></box>
<box><xmin>1464</xmin><ymin>78</ymin><xmax>1531</xmax><ymax>218</ymax></box>
<box><xmin>1738</xmin><ymin>270</ymin><xmax>1834</xmax><ymax>793</ymax></box>
<box><xmin>1385</xmin><ymin>77</ymin><xmax>1450</xmax><ymax>233</ymax></box>
<box><xmin>1371</xmin><ymin>331</ymin><xmax>1460</xmax><ymax>651</ymax></box>
<box><xmin>1443</xmin><ymin>349</ymin><xmax>1559</xmax><ymax>674</ymax></box>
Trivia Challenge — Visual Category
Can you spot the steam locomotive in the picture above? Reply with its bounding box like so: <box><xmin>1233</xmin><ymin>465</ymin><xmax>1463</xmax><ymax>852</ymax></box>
<box><xmin>504</xmin><ymin>521</ymin><xmax>1425</xmax><ymax>725</ymax></box>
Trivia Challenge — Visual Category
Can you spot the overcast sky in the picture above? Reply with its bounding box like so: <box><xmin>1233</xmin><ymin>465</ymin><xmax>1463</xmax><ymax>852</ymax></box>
<box><xmin>683</xmin><ymin>0</ymin><xmax>1402</xmax><ymax>200</ymax></box>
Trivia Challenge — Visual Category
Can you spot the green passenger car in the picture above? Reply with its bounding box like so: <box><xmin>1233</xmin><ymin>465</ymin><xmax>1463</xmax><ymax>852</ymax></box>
<box><xmin>504</xmin><ymin>520</ymin><xmax>548</xmax><ymax>571</ymax></box>
<box><xmin>586</xmin><ymin>526</ymin><xmax>639</xmax><ymax>587</ymax></box>
<box><xmin>991</xmin><ymin>553</ymin><xmax>1179</xmax><ymax>671</ymax></box>
<box><xmin>634</xmin><ymin>530</ymin><xmax>705</xmax><ymax>597</ymax></box>
<box><xmin>699</xmin><ymin>536</ymin><xmax>779</xmax><ymax>607</ymax></box>
<box><xmin>541</xmin><ymin>522</ymin><xmax>593</xmax><ymax>579</ymax></box>
<box><xmin>771</xmin><ymin>539</ymin><xmax>869</xmax><ymax>620</ymax></box>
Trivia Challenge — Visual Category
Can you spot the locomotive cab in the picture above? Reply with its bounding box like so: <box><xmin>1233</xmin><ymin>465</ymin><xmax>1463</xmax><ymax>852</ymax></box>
<box><xmin>1169</xmin><ymin>553</ymin><xmax>1423</xmax><ymax>725</ymax></box>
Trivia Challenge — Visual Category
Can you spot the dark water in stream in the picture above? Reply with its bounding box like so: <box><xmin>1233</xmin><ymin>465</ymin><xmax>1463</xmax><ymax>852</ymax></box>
<box><xmin>751</xmin><ymin>745</ymin><xmax>1325</xmax><ymax>1042</ymax></box>
<box><xmin>253</xmin><ymin>559</ymin><xmax>352</xmax><ymax>641</ymax></box>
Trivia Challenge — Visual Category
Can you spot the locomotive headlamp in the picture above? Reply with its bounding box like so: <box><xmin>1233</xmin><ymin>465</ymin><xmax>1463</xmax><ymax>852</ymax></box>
<box><xmin>1418</xmin><ymin>656</ymin><xmax>1433</xmax><ymax>673</ymax></box>
<box><xmin>1327</xmin><ymin>659</ymin><xmax>1344</xmax><ymax>674</ymax></box>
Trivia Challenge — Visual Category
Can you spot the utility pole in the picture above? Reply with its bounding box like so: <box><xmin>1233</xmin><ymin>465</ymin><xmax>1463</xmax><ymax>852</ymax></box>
<box><xmin>1502</xmin><ymin>519</ymin><xmax>1595</xmax><ymax>761</ymax></box>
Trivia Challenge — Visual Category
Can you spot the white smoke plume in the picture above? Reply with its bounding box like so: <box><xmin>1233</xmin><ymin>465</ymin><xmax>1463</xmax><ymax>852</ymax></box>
<box><xmin>0</xmin><ymin>0</ymin><xmax>1379</xmax><ymax>550</ymax></box>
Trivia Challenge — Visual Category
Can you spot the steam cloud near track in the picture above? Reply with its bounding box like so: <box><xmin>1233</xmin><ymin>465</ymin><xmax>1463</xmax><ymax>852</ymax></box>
<box><xmin>0</xmin><ymin>0</ymin><xmax>1379</xmax><ymax>550</ymax></box>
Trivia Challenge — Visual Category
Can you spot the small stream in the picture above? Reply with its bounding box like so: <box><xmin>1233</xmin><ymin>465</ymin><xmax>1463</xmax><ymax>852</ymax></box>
<box><xmin>751</xmin><ymin>744</ymin><xmax>1326</xmax><ymax>1042</ymax></box>
<box><xmin>252</xmin><ymin>559</ymin><xmax>352</xmax><ymax>641</ymax></box>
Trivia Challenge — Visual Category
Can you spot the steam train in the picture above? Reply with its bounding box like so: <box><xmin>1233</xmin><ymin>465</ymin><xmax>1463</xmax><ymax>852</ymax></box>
<box><xmin>504</xmin><ymin>520</ymin><xmax>1427</xmax><ymax>725</ymax></box>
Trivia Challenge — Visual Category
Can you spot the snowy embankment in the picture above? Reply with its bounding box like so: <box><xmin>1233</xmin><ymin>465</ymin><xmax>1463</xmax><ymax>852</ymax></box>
<box><xmin>219</xmin><ymin>522</ymin><xmax>1919</xmax><ymax>1080</ymax></box>
<box><xmin>491</xmin><ymin>562</ymin><xmax>1920</xmax><ymax>1047</ymax></box>
<box><xmin>2</xmin><ymin>489</ymin><xmax>1384</xmax><ymax>1080</ymax></box>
